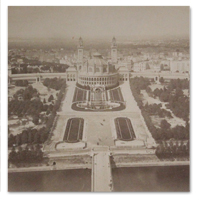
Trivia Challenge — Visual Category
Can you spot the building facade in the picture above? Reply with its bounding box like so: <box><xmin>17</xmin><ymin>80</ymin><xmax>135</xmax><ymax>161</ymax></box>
<box><xmin>66</xmin><ymin>37</ymin><xmax>129</xmax><ymax>87</ymax></box>
<box><xmin>170</xmin><ymin>60</ymin><xmax>190</xmax><ymax>73</ymax></box>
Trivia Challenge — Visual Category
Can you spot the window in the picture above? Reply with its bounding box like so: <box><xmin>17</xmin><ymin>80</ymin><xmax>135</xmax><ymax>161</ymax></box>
<box><xmin>89</xmin><ymin>67</ymin><xmax>93</xmax><ymax>72</ymax></box>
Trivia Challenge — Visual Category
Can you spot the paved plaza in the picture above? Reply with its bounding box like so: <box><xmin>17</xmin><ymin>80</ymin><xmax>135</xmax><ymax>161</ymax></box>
<box><xmin>44</xmin><ymin>81</ymin><xmax>155</xmax><ymax>152</ymax></box>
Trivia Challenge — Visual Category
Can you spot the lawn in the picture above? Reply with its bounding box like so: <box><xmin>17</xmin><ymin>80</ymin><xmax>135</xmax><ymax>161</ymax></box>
<box><xmin>115</xmin><ymin>117</ymin><xmax>136</xmax><ymax>141</ymax></box>
<box><xmin>109</xmin><ymin>87</ymin><xmax>124</xmax><ymax>102</ymax></box>
<box><xmin>63</xmin><ymin>118</ymin><xmax>84</xmax><ymax>143</ymax></box>
<box><xmin>73</xmin><ymin>87</ymin><xmax>87</xmax><ymax>102</ymax></box>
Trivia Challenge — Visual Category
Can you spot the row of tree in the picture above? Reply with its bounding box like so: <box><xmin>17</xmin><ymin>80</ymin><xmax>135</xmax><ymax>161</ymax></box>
<box><xmin>156</xmin><ymin>140</ymin><xmax>189</xmax><ymax>159</ymax></box>
<box><xmin>168</xmin><ymin>78</ymin><xmax>189</xmax><ymax>90</ymax></box>
<box><xmin>15</xmin><ymin>80</ymin><xmax>29</xmax><ymax>87</ymax></box>
<box><xmin>130</xmin><ymin>76</ymin><xmax>151</xmax><ymax>94</ymax></box>
<box><xmin>152</xmin><ymin>120</ymin><xmax>189</xmax><ymax>141</ymax></box>
<box><xmin>8</xmin><ymin>127</ymin><xmax>49</xmax><ymax>147</ymax></box>
<box><xmin>9</xmin><ymin>145</ymin><xmax>44</xmax><ymax>164</ymax></box>
<box><xmin>43</xmin><ymin>77</ymin><xmax>66</xmax><ymax>90</ymax></box>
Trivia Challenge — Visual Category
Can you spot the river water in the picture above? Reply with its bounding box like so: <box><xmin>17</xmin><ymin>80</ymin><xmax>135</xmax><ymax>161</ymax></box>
<box><xmin>112</xmin><ymin>166</ymin><xmax>189</xmax><ymax>192</ymax></box>
<box><xmin>8</xmin><ymin>166</ymin><xmax>189</xmax><ymax>192</ymax></box>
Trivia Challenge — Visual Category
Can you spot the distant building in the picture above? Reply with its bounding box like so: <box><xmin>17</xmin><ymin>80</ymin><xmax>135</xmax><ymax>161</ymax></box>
<box><xmin>170</xmin><ymin>59</ymin><xmax>190</xmax><ymax>73</ymax></box>
<box><xmin>66</xmin><ymin>37</ymin><xmax>129</xmax><ymax>87</ymax></box>
<box><xmin>133</xmin><ymin>61</ymin><xmax>148</xmax><ymax>71</ymax></box>
<box><xmin>111</xmin><ymin>37</ymin><xmax>118</xmax><ymax>64</ymax></box>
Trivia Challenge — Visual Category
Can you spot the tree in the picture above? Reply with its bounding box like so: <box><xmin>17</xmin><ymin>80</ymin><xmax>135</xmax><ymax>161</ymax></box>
<box><xmin>33</xmin><ymin>115</ymin><xmax>39</xmax><ymax>125</ymax></box>
<box><xmin>48</xmin><ymin>95</ymin><xmax>54</xmax><ymax>102</ymax></box>
<box><xmin>153</xmin><ymin>88</ymin><xmax>161</xmax><ymax>97</ymax></box>
<box><xmin>160</xmin><ymin>119</ymin><xmax>171</xmax><ymax>130</ymax></box>
<box><xmin>146</xmin><ymin>86</ymin><xmax>152</xmax><ymax>94</ymax></box>
<box><xmin>33</xmin><ymin>132</ymin><xmax>40</xmax><ymax>144</ymax></box>
<box><xmin>8</xmin><ymin>134</ymin><xmax>16</xmax><ymax>147</ymax></box>
<box><xmin>43</xmin><ymin>98</ymin><xmax>46</xmax><ymax>104</ymax></box>
<box><xmin>40</xmin><ymin>131</ymin><xmax>47</xmax><ymax>143</ymax></box>
<box><xmin>159</xmin><ymin>91</ymin><xmax>170</xmax><ymax>102</ymax></box>
<box><xmin>28</xmin><ymin>131</ymin><xmax>33</xmax><ymax>144</ymax></box>
<box><xmin>21</xmin><ymin>131</ymin><xmax>28</xmax><ymax>144</ymax></box>
<box><xmin>159</xmin><ymin>77</ymin><xmax>164</xmax><ymax>83</ymax></box>
<box><xmin>9</xmin><ymin>147</ymin><xmax>18</xmax><ymax>164</ymax></box>
<box><xmin>15</xmin><ymin>134</ymin><xmax>21</xmax><ymax>146</ymax></box>
<box><xmin>175</xmin><ymin>88</ymin><xmax>184</xmax><ymax>97</ymax></box>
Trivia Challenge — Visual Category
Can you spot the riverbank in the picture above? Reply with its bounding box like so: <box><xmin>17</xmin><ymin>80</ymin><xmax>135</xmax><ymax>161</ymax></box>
<box><xmin>8</xmin><ymin>159</ymin><xmax>189</xmax><ymax>173</ymax></box>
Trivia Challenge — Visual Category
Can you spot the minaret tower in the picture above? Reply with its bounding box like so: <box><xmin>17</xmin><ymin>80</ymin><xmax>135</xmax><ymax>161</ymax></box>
<box><xmin>111</xmin><ymin>37</ymin><xmax>117</xmax><ymax>64</ymax></box>
<box><xmin>77</xmin><ymin>37</ymin><xmax>84</xmax><ymax>70</ymax></box>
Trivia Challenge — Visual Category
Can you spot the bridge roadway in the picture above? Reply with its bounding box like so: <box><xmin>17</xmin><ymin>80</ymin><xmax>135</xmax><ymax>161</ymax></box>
<box><xmin>9</xmin><ymin>72</ymin><xmax>189</xmax><ymax>82</ymax></box>
<box><xmin>91</xmin><ymin>147</ymin><xmax>113</xmax><ymax>192</ymax></box>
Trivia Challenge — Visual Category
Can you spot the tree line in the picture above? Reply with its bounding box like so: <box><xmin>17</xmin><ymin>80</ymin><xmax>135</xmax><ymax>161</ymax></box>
<box><xmin>15</xmin><ymin>80</ymin><xmax>29</xmax><ymax>87</ymax></box>
<box><xmin>43</xmin><ymin>77</ymin><xmax>66</xmax><ymax>90</ymax></box>
<box><xmin>8</xmin><ymin>127</ymin><xmax>49</xmax><ymax>147</ymax></box>
<box><xmin>156</xmin><ymin>140</ymin><xmax>189</xmax><ymax>160</ymax></box>
<box><xmin>9</xmin><ymin>144</ymin><xmax>44</xmax><ymax>165</ymax></box>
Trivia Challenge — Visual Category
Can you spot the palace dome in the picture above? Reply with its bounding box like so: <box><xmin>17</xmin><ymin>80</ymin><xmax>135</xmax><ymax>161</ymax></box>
<box><xmin>79</xmin><ymin>53</ymin><xmax>116</xmax><ymax>75</ymax></box>
<box><xmin>87</xmin><ymin>53</ymin><xmax>107</xmax><ymax>67</ymax></box>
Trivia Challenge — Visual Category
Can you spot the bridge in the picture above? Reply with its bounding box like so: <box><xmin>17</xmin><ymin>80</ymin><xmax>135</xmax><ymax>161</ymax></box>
<box><xmin>91</xmin><ymin>147</ymin><xmax>113</xmax><ymax>192</ymax></box>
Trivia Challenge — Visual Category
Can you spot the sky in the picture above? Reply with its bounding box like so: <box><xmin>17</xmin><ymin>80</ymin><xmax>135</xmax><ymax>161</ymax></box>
<box><xmin>8</xmin><ymin>6</ymin><xmax>190</xmax><ymax>40</ymax></box>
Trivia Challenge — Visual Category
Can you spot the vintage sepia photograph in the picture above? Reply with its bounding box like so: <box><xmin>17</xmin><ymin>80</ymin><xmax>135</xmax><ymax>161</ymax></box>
<box><xmin>7</xmin><ymin>6</ymin><xmax>190</xmax><ymax>192</ymax></box>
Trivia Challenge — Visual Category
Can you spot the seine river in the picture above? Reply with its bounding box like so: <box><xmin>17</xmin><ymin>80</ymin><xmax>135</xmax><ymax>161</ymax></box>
<box><xmin>8</xmin><ymin>166</ymin><xmax>189</xmax><ymax>192</ymax></box>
